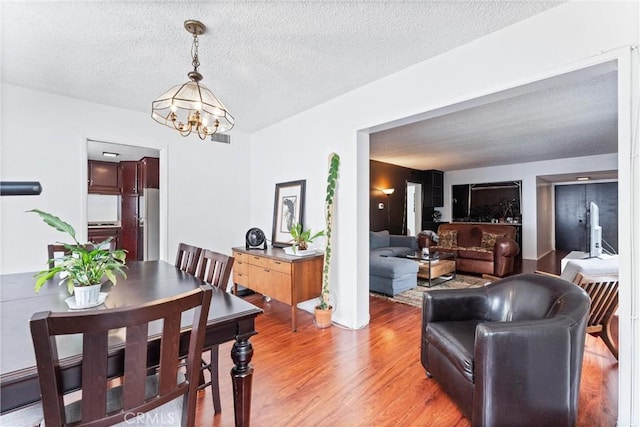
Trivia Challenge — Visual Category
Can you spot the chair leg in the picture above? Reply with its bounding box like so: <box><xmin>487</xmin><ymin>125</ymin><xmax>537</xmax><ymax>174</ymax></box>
<box><xmin>600</xmin><ymin>319</ymin><xmax>619</xmax><ymax>360</ymax></box>
<box><xmin>209</xmin><ymin>347</ymin><xmax>221</xmax><ymax>414</ymax></box>
<box><xmin>197</xmin><ymin>346</ymin><xmax>222</xmax><ymax>413</ymax></box>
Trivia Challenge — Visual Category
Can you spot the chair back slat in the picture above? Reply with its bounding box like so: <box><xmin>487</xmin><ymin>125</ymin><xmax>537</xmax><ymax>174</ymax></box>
<box><xmin>159</xmin><ymin>312</ymin><xmax>182</xmax><ymax>395</ymax></box>
<box><xmin>175</xmin><ymin>243</ymin><xmax>202</xmax><ymax>275</ymax></box>
<box><xmin>196</xmin><ymin>249</ymin><xmax>234</xmax><ymax>289</ymax></box>
<box><xmin>573</xmin><ymin>273</ymin><xmax>619</xmax><ymax>329</ymax></box>
<box><xmin>81</xmin><ymin>331</ymin><xmax>109</xmax><ymax>422</ymax></box>
<box><xmin>30</xmin><ymin>285</ymin><xmax>212</xmax><ymax>426</ymax></box>
<box><xmin>123</xmin><ymin>323</ymin><xmax>149</xmax><ymax>408</ymax></box>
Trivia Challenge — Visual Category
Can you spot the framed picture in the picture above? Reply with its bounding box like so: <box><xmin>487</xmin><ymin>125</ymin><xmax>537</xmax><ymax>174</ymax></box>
<box><xmin>272</xmin><ymin>180</ymin><xmax>306</xmax><ymax>247</ymax></box>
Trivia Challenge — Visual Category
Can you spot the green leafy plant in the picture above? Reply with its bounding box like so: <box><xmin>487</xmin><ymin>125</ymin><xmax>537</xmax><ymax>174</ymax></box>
<box><xmin>28</xmin><ymin>209</ymin><xmax>127</xmax><ymax>294</ymax></box>
<box><xmin>288</xmin><ymin>222</ymin><xmax>324</xmax><ymax>251</ymax></box>
<box><xmin>318</xmin><ymin>152</ymin><xmax>340</xmax><ymax>311</ymax></box>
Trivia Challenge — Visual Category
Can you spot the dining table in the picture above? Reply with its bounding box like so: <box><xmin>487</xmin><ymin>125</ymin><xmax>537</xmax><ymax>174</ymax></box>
<box><xmin>0</xmin><ymin>260</ymin><xmax>262</xmax><ymax>427</ymax></box>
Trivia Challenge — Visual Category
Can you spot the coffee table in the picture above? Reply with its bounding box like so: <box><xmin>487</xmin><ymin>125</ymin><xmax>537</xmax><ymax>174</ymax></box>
<box><xmin>404</xmin><ymin>251</ymin><xmax>456</xmax><ymax>287</ymax></box>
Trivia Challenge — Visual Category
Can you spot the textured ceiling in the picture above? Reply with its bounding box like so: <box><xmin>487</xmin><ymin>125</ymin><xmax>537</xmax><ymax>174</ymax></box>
<box><xmin>4</xmin><ymin>1</ymin><xmax>609</xmax><ymax>176</ymax></box>
<box><xmin>370</xmin><ymin>63</ymin><xmax>619</xmax><ymax>173</ymax></box>
<box><xmin>2</xmin><ymin>1</ymin><xmax>563</xmax><ymax>135</ymax></box>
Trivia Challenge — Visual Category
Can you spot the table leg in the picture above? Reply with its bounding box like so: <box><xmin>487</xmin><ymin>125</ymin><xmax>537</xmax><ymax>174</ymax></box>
<box><xmin>291</xmin><ymin>304</ymin><xmax>297</xmax><ymax>332</ymax></box>
<box><xmin>231</xmin><ymin>335</ymin><xmax>254</xmax><ymax>427</ymax></box>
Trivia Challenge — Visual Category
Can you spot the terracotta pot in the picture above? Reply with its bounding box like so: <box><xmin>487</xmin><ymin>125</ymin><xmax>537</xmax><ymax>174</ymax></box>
<box><xmin>314</xmin><ymin>306</ymin><xmax>333</xmax><ymax>329</ymax></box>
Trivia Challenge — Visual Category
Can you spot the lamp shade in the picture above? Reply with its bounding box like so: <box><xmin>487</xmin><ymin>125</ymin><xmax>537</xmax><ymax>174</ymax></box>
<box><xmin>152</xmin><ymin>80</ymin><xmax>234</xmax><ymax>134</ymax></box>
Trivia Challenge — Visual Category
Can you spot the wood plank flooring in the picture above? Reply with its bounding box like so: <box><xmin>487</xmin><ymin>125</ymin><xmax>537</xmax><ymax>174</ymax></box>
<box><xmin>195</xmin><ymin>275</ymin><xmax>618</xmax><ymax>426</ymax></box>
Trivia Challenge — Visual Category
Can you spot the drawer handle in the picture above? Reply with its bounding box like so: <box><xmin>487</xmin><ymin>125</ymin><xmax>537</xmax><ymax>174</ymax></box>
<box><xmin>274</xmin><ymin>261</ymin><xmax>281</xmax><ymax>265</ymax></box>
<box><xmin>264</xmin><ymin>269</ymin><xmax>270</xmax><ymax>272</ymax></box>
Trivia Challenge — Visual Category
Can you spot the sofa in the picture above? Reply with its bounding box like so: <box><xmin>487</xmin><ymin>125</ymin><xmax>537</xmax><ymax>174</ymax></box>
<box><xmin>418</xmin><ymin>223</ymin><xmax>519</xmax><ymax>277</ymax></box>
<box><xmin>369</xmin><ymin>230</ymin><xmax>419</xmax><ymax>296</ymax></box>
<box><xmin>422</xmin><ymin>273</ymin><xmax>590</xmax><ymax>426</ymax></box>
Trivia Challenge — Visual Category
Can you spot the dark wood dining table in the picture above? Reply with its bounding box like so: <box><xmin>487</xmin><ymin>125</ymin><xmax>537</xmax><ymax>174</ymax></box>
<box><xmin>0</xmin><ymin>260</ymin><xmax>262</xmax><ymax>427</ymax></box>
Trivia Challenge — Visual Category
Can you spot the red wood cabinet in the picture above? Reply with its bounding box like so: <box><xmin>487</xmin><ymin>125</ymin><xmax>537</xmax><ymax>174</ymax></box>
<box><xmin>88</xmin><ymin>161</ymin><xmax>119</xmax><ymax>194</ymax></box>
<box><xmin>138</xmin><ymin>157</ymin><xmax>159</xmax><ymax>192</ymax></box>
<box><xmin>120</xmin><ymin>195</ymin><xmax>139</xmax><ymax>260</ymax></box>
<box><xmin>119</xmin><ymin>161</ymin><xmax>139</xmax><ymax>195</ymax></box>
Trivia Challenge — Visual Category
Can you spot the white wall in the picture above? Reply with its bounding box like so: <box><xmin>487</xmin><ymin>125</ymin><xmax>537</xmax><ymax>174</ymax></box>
<box><xmin>249</xmin><ymin>2</ymin><xmax>637</xmax><ymax>423</ymax></box>
<box><xmin>443</xmin><ymin>153</ymin><xmax>617</xmax><ymax>259</ymax></box>
<box><xmin>1</xmin><ymin>84</ymin><xmax>252</xmax><ymax>274</ymax></box>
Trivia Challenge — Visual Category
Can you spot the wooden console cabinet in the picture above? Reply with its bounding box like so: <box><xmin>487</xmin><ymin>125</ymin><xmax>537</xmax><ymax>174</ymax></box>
<box><xmin>232</xmin><ymin>247</ymin><xmax>322</xmax><ymax>331</ymax></box>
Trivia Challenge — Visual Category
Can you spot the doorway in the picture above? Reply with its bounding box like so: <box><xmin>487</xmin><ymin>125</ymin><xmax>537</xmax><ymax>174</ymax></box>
<box><xmin>86</xmin><ymin>140</ymin><xmax>161</xmax><ymax>261</ymax></box>
<box><xmin>555</xmin><ymin>182</ymin><xmax>618</xmax><ymax>253</ymax></box>
<box><xmin>405</xmin><ymin>181</ymin><xmax>422</xmax><ymax>236</ymax></box>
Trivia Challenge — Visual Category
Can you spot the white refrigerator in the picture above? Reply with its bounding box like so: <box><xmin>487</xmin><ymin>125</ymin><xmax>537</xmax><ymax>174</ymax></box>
<box><xmin>138</xmin><ymin>188</ymin><xmax>160</xmax><ymax>261</ymax></box>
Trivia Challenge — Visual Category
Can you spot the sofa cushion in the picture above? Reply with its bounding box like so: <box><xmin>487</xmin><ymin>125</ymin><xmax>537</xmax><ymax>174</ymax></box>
<box><xmin>459</xmin><ymin>247</ymin><xmax>494</xmax><ymax>261</ymax></box>
<box><xmin>370</xmin><ymin>230</ymin><xmax>390</xmax><ymax>249</ymax></box>
<box><xmin>438</xmin><ymin>230</ymin><xmax>458</xmax><ymax>248</ymax></box>
<box><xmin>370</xmin><ymin>256</ymin><xmax>418</xmax><ymax>279</ymax></box>
<box><xmin>481</xmin><ymin>232</ymin><xmax>505</xmax><ymax>250</ymax></box>
<box><xmin>387</xmin><ymin>246</ymin><xmax>414</xmax><ymax>257</ymax></box>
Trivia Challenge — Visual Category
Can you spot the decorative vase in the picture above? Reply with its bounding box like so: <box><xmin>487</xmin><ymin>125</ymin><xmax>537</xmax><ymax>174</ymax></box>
<box><xmin>73</xmin><ymin>284</ymin><xmax>102</xmax><ymax>307</ymax></box>
<box><xmin>314</xmin><ymin>306</ymin><xmax>333</xmax><ymax>329</ymax></box>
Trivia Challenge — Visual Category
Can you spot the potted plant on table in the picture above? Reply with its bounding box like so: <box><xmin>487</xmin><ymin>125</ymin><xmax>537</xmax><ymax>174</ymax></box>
<box><xmin>285</xmin><ymin>222</ymin><xmax>324</xmax><ymax>256</ymax></box>
<box><xmin>29</xmin><ymin>209</ymin><xmax>127</xmax><ymax>307</ymax></box>
<box><xmin>315</xmin><ymin>152</ymin><xmax>340</xmax><ymax>328</ymax></box>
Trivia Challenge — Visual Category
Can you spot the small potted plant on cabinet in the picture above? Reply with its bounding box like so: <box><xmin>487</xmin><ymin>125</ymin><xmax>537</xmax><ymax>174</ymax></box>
<box><xmin>284</xmin><ymin>222</ymin><xmax>324</xmax><ymax>256</ymax></box>
<box><xmin>315</xmin><ymin>152</ymin><xmax>340</xmax><ymax>328</ymax></box>
<box><xmin>29</xmin><ymin>209</ymin><xmax>127</xmax><ymax>307</ymax></box>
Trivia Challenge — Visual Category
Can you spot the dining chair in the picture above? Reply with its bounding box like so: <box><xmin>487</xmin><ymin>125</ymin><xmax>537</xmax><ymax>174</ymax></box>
<box><xmin>16</xmin><ymin>285</ymin><xmax>212</xmax><ymax>427</ymax></box>
<box><xmin>194</xmin><ymin>249</ymin><xmax>235</xmax><ymax>414</ymax></box>
<box><xmin>175</xmin><ymin>243</ymin><xmax>202</xmax><ymax>275</ymax></box>
<box><xmin>48</xmin><ymin>242</ymin><xmax>117</xmax><ymax>269</ymax></box>
<box><xmin>47</xmin><ymin>244</ymin><xmax>71</xmax><ymax>269</ymax></box>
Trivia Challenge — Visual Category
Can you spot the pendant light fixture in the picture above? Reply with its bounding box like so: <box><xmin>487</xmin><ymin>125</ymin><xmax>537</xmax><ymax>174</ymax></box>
<box><xmin>151</xmin><ymin>20</ymin><xmax>234</xmax><ymax>140</ymax></box>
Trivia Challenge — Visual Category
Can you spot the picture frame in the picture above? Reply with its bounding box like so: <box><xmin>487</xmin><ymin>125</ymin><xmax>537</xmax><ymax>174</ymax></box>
<box><xmin>272</xmin><ymin>180</ymin><xmax>306</xmax><ymax>247</ymax></box>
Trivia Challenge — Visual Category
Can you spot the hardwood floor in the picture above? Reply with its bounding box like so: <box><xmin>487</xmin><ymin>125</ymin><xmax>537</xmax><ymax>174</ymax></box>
<box><xmin>195</xmin><ymin>277</ymin><xmax>618</xmax><ymax>426</ymax></box>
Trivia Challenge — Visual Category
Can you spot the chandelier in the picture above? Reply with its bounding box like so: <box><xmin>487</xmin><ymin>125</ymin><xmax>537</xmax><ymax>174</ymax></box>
<box><xmin>151</xmin><ymin>20</ymin><xmax>234</xmax><ymax>140</ymax></box>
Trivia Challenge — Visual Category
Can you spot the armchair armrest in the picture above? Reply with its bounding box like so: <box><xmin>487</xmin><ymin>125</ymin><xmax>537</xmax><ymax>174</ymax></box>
<box><xmin>389</xmin><ymin>234</ymin><xmax>418</xmax><ymax>250</ymax></box>
<box><xmin>473</xmin><ymin>318</ymin><xmax>577</xmax><ymax>426</ymax></box>
<box><xmin>494</xmin><ymin>236</ymin><xmax>519</xmax><ymax>258</ymax></box>
<box><xmin>422</xmin><ymin>288</ymin><xmax>488</xmax><ymax>323</ymax></box>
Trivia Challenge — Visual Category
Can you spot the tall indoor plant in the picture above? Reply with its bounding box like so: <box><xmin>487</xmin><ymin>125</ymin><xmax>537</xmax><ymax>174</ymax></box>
<box><xmin>29</xmin><ymin>209</ymin><xmax>127</xmax><ymax>306</ymax></box>
<box><xmin>315</xmin><ymin>152</ymin><xmax>340</xmax><ymax>328</ymax></box>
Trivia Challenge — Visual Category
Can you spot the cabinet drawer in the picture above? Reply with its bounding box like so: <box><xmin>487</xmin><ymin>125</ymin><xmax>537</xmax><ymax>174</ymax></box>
<box><xmin>248</xmin><ymin>265</ymin><xmax>292</xmax><ymax>304</ymax></box>
<box><xmin>266</xmin><ymin>258</ymin><xmax>291</xmax><ymax>275</ymax></box>
<box><xmin>233</xmin><ymin>271</ymin><xmax>249</xmax><ymax>286</ymax></box>
<box><xmin>233</xmin><ymin>251</ymin><xmax>249</xmax><ymax>263</ymax></box>
<box><xmin>234</xmin><ymin>260</ymin><xmax>249</xmax><ymax>275</ymax></box>
<box><xmin>248</xmin><ymin>254</ymin><xmax>269</xmax><ymax>268</ymax></box>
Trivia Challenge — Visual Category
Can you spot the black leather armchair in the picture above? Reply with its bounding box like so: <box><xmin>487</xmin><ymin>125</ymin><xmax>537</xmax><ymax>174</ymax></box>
<box><xmin>421</xmin><ymin>273</ymin><xmax>590</xmax><ymax>426</ymax></box>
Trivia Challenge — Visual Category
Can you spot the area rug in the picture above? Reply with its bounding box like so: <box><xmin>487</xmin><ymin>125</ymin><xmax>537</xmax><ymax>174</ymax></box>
<box><xmin>371</xmin><ymin>274</ymin><xmax>493</xmax><ymax>308</ymax></box>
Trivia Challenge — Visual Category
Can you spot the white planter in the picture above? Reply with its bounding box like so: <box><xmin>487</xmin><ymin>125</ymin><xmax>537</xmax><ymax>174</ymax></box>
<box><xmin>73</xmin><ymin>284</ymin><xmax>102</xmax><ymax>307</ymax></box>
<box><xmin>283</xmin><ymin>246</ymin><xmax>317</xmax><ymax>257</ymax></box>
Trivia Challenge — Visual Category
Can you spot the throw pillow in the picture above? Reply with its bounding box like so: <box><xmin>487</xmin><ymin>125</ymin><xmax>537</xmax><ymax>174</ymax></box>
<box><xmin>438</xmin><ymin>230</ymin><xmax>458</xmax><ymax>248</ymax></box>
<box><xmin>370</xmin><ymin>230</ymin><xmax>390</xmax><ymax>249</ymax></box>
<box><xmin>481</xmin><ymin>232</ymin><xmax>504</xmax><ymax>250</ymax></box>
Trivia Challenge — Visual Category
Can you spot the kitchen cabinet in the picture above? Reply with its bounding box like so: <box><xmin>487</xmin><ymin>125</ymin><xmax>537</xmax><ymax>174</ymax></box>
<box><xmin>119</xmin><ymin>161</ymin><xmax>139</xmax><ymax>195</ymax></box>
<box><xmin>120</xmin><ymin>194</ymin><xmax>140</xmax><ymax>260</ymax></box>
<box><xmin>422</xmin><ymin>169</ymin><xmax>444</xmax><ymax>207</ymax></box>
<box><xmin>138</xmin><ymin>157</ymin><xmax>159</xmax><ymax>193</ymax></box>
<box><xmin>88</xmin><ymin>161</ymin><xmax>119</xmax><ymax>194</ymax></box>
<box><xmin>88</xmin><ymin>227</ymin><xmax>121</xmax><ymax>249</ymax></box>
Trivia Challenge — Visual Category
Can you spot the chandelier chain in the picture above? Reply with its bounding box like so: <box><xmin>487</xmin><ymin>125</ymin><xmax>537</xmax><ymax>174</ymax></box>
<box><xmin>191</xmin><ymin>34</ymin><xmax>200</xmax><ymax>72</ymax></box>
